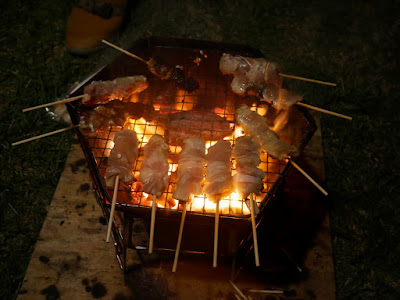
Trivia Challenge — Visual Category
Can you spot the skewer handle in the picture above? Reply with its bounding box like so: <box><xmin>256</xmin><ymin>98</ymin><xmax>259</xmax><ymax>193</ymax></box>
<box><xmin>213</xmin><ymin>200</ymin><xmax>220</xmax><ymax>268</ymax></box>
<box><xmin>229</xmin><ymin>280</ymin><xmax>249</xmax><ymax>300</ymax></box>
<box><xmin>260</xmin><ymin>98</ymin><xmax>352</xmax><ymax>120</ymax></box>
<box><xmin>249</xmin><ymin>194</ymin><xmax>260</xmax><ymax>267</ymax></box>
<box><xmin>148</xmin><ymin>194</ymin><xmax>157</xmax><ymax>254</ymax></box>
<box><xmin>279</xmin><ymin>73</ymin><xmax>337</xmax><ymax>86</ymax></box>
<box><xmin>102</xmin><ymin>40</ymin><xmax>149</xmax><ymax>65</ymax></box>
<box><xmin>290</xmin><ymin>160</ymin><xmax>328</xmax><ymax>196</ymax></box>
<box><xmin>22</xmin><ymin>94</ymin><xmax>86</xmax><ymax>112</ymax></box>
<box><xmin>248</xmin><ymin>289</ymin><xmax>284</xmax><ymax>294</ymax></box>
<box><xmin>296</xmin><ymin>102</ymin><xmax>352</xmax><ymax>120</ymax></box>
<box><xmin>172</xmin><ymin>201</ymin><xmax>187</xmax><ymax>272</ymax></box>
<box><xmin>11</xmin><ymin>125</ymin><xmax>79</xmax><ymax>146</ymax></box>
<box><xmin>106</xmin><ymin>175</ymin><xmax>120</xmax><ymax>243</ymax></box>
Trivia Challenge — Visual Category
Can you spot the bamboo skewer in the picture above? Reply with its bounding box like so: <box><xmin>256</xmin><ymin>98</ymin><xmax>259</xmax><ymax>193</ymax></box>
<box><xmin>102</xmin><ymin>40</ymin><xmax>149</xmax><ymax>65</ymax></box>
<box><xmin>102</xmin><ymin>40</ymin><xmax>350</xmax><ymax>120</ymax></box>
<box><xmin>261</xmin><ymin>98</ymin><xmax>352</xmax><ymax>120</ymax></box>
<box><xmin>248</xmin><ymin>289</ymin><xmax>284</xmax><ymax>294</ymax></box>
<box><xmin>102</xmin><ymin>38</ymin><xmax>340</xmax><ymax>99</ymax></box>
<box><xmin>103</xmin><ymin>39</ymin><xmax>337</xmax><ymax>88</ymax></box>
<box><xmin>229</xmin><ymin>281</ymin><xmax>249</xmax><ymax>300</ymax></box>
<box><xmin>279</xmin><ymin>73</ymin><xmax>337</xmax><ymax>86</ymax></box>
<box><xmin>11</xmin><ymin>124</ymin><xmax>79</xmax><ymax>146</ymax></box>
<box><xmin>249</xmin><ymin>194</ymin><xmax>260</xmax><ymax>267</ymax></box>
<box><xmin>106</xmin><ymin>175</ymin><xmax>120</xmax><ymax>243</ymax></box>
<box><xmin>172</xmin><ymin>201</ymin><xmax>188</xmax><ymax>272</ymax></box>
<box><xmin>148</xmin><ymin>194</ymin><xmax>157</xmax><ymax>254</ymax></box>
<box><xmin>296</xmin><ymin>102</ymin><xmax>352</xmax><ymax>120</ymax></box>
<box><xmin>22</xmin><ymin>95</ymin><xmax>86</xmax><ymax>113</ymax></box>
<box><xmin>290</xmin><ymin>160</ymin><xmax>328</xmax><ymax>196</ymax></box>
<box><xmin>213</xmin><ymin>198</ymin><xmax>220</xmax><ymax>268</ymax></box>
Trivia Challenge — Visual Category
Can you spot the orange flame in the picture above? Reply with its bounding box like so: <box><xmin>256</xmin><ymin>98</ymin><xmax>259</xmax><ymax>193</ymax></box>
<box><xmin>271</xmin><ymin>109</ymin><xmax>289</xmax><ymax>132</ymax></box>
<box><xmin>126</xmin><ymin>117</ymin><xmax>165</xmax><ymax>143</ymax></box>
<box><xmin>174</xmin><ymin>89</ymin><xmax>195</xmax><ymax>111</ymax></box>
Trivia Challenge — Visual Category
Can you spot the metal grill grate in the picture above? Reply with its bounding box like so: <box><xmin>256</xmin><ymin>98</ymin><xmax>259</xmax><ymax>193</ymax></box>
<box><xmin>67</xmin><ymin>37</ymin><xmax>316</xmax><ymax>220</ymax></box>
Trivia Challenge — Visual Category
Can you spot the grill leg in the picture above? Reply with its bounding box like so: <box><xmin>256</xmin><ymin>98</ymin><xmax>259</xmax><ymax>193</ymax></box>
<box><xmin>122</xmin><ymin>212</ymin><xmax>133</xmax><ymax>270</ymax></box>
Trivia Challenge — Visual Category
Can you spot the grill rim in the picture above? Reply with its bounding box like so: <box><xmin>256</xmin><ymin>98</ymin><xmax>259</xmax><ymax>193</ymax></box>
<box><xmin>66</xmin><ymin>36</ymin><xmax>317</xmax><ymax>219</ymax></box>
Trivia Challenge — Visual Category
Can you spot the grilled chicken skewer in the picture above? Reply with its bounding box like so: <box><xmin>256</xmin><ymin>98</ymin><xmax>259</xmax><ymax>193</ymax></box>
<box><xmin>221</xmin><ymin>53</ymin><xmax>351</xmax><ymax>120</ymax></box>
<box><xmin>235</xmin><ymin>104</ymin><xmax>298</xmax><ymax>160</ymax></box>
<box><xmin>220</xmin><ymin>53</ymin><xmax>336</xmax><ymax>87</ymax></box>
<box><xmin>232</xmin><ymin>136</ymin><xmax>263</xmax><ymax>266</ymax></box>
<box><xmin>102</xmin><ymin>40</ymin><xmax>200</xmax><ymax>93</ymax></box>
<box><xmin>172</xmin><ymin>137</ymin><xmax>206</xmax><ymax>272</ymax></box>
<box><xmin>139</xmin><ymin>134</ymin><xmax>169</xmax><ymax>254</ymax></box>
<box><xmin>105</xmin><ymin>129</ymin><xmax>139</xmax><ymax>242</ymax></box>
<box><xmin>204</xmin><ymin>140</ymin><xmax>233</xmax><ymax>267</ymax></box>
<box><xmin>232</xmin><ymin>135</ymin><xmax>263</xmax><ymax>266</ymax></box>
<box><xmin>235</xmin><ymin>104</ymin><xmax>328</xmax><ymax>195</ymax></box>
<box><xmin>22</xmin><ymin>75</ymin><xmax>148</xmax><ymax>112</ymax></box>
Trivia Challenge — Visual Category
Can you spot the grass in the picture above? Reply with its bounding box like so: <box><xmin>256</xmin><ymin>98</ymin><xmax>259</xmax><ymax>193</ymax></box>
<box><xmin>1</xmin><ymin>0</ymin><xmax>399</xmax><ymax>299</ymax></box>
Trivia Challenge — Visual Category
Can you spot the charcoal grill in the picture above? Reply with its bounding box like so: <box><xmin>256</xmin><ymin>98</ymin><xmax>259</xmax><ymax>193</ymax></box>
<box><xmin>67</xmin><ymin>37</ymin><xmax>317</xmax><ymax>270</ymax></box>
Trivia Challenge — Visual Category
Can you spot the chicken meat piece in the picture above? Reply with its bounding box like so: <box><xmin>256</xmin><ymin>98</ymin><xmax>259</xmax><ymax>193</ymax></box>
<box><xmin>264</xmin><ymin>61</ymin><xmax>283</xmax><ymax>87</ymax></box>
<box><xmin>232</xmin><ymin>136</ymin><xmax>264</xmax><ymax>199</ymax></box>
<box><xmin>204</xmin><ymin>140</ymin><xmax>233</xmax><ymax>202</ymax></box>
<box><xmin>219</xmin><ymin>53</ymin><xmax>250</xmax><ymax>75</ymax></box>
<box><xmin>231</xmin><ymin>75</ymin><xmax>252</xmax><ymax>95</ymax></box>
<box><xmin>219</xmin><ymin>53</ymin><xmax>283</xmax><ymax>87</ymax></box>
<box><xmin>167</xmin><ymin>109</ymin><xmax>232</xmax><ymax>145</ymax></box>
<box><xmin>105</xmin><ymin>129</ymin><xmax>139</xmax><ymax>187</ymax></box>
<box><xmin>235</xmin><ymin>104</ymin><xmax>298</xmax><ymax>160</ymax></box>
<box><xmin>173</xmin><ymin>137</ymin><xmax>206</xmax><ymax>202</ymax></box>
<box><xmin>82</xmin><ymin>75</ymin><xmax>148</xmax><ymax>106</ymax></box>
<box><xmin>139</xmin><ymin>135</ymin><xmax>169</xmax><ymax>198</ymax></box>
<box><xmin>79</xmin><ymin>101</ymin><xmax>154</xmax><ymax>132</ymax></box>
<box><xmin>262</xmin><ymin>85</ymin><xmax>303</xmax><ymax>109</ymax></box>
<box><xmin>230</xmin><ymin>75</ymin><xmax>265</xmax><ymax>97</ymax></box>
<box><xmin>232</xmin><ymin>136</ymin><xmax>262</xmax><ymax>167</ymax></box>
<box><xmin>233</xmin><ymin>173</ymin><xmax>264</xmax><ymax>200</ymax></box>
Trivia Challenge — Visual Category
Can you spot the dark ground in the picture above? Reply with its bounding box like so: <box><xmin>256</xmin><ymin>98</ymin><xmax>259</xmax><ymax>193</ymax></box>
<box><xmin>1</xmin><ymin>0</ymin><xmax>399</xmax><ymax>299</ymax></box>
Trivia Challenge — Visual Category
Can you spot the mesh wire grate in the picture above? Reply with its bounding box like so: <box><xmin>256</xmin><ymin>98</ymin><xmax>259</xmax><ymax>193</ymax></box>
<box><xmin>71</xmin><ymin>39</ymin><xmax>314</xmax><ymax>218</ymax></box>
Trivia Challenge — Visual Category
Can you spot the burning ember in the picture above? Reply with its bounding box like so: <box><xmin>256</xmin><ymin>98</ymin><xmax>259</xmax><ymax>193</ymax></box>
<box><xmin>89</xmin><ymin>98</ymin><xmax>288</xmax><ymax>218</ymax></box>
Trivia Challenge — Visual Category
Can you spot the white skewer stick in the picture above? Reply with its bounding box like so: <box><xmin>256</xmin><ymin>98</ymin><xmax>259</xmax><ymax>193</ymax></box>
<box><xmin>22</xmin><ymin>95</ymin><xmax>87</xmax><ymax>113</ymax></box>
<box><xmin>102</xmin><ymin>40</ymin><xmax>149</xmax><ymax>65</ymax></box>
<box><xmin>172</xmin><ymin>201</ymin><xmax>187</xmax><ymax>272</ymax></box>
<box><xmin>213</xmin><ymin>198</ymin><xmax>220</xmax><ymax>268</ymax></box>
<box><xmin>249</xmin><ymin>194</ymin><xmax>260</xmax><ymax>267</ymax></box>
<box><xmin>11</xmin><ymin>125</ymin><xmax>79</xmax><ymax>146</ymax></box>
<box><xmin>106</xmin><ymin>175</ymin><xmax>120</xmax><ymax>243</ymax></box>
<box><xmin>229</xmin><ymin>281</ymin><xmax>249</xmax><ymax>300</ymax></box>
<box><xmin>279</xmin><ymin>73</ymin><xmax>337</xmax><ymax>86</ymax></box>
<box><xmin>290</xmin><ymin>160</ymin><xmax>328</xmax><ymax>196</ymax></box>
<box><xmin>248</xmin><ymin>289</ymin><xmax>284</xmax><ymax>294</ymax></box>
<box><xmin>296</xmin><ymin>102</ymin><xmax>352</xmax><ymax>120</ymax></box>
<box><xmin>261</xmin><ymin>98</ymin><xmax>352</xmax><ymax>120</ymax></box>
<box><xmin>148</xmin><ymin>194</ymin><xmax>157</xmax><ymax>254</ymax></box>
<box><xmin>234</xmin><ymin>294</ymin><xmax>242</xmax><ymax>300</ymax></box>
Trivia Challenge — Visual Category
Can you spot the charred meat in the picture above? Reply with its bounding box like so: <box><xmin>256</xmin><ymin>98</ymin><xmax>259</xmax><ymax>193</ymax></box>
<box><xmin>166</xmin><ymin>109</ymin><xmax>232</xmax><ymax>145</ymax></box>
<box><xmin>148</xmin><ymin>57</ymin><xmax>199</xmax><ymax>93</ymax></box>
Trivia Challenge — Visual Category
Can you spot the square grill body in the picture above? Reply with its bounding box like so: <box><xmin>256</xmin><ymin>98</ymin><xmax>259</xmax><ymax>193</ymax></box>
<box><xmin>67</xmin><ymin>37</ymin><xmax>316</xmax><ymax>269</ymax></box>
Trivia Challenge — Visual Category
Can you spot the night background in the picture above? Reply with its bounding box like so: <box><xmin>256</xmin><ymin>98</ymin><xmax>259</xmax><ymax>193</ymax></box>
<box><xmin>1</xmin><ymin>0</ymin><xmax>399</xmax><ymax>299</ymax></box>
